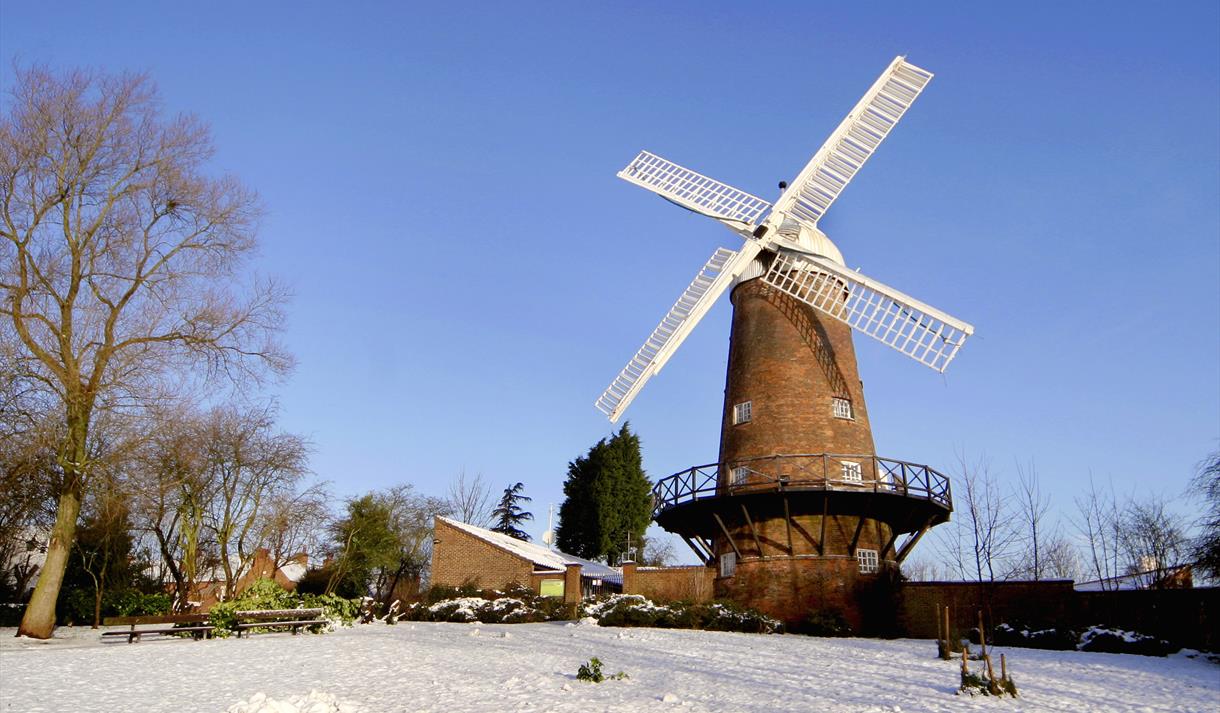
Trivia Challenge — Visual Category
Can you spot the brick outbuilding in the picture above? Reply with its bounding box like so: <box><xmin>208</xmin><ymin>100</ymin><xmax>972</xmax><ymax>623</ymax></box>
<box><xmin>430</xmin><ymin>517</ymin><xmax>620</xmax><ymax>598</ymax></box>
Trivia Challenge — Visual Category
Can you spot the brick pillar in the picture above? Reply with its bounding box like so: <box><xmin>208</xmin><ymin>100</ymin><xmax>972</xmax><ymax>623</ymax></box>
<box><xmin>564</xmin><ymin>563</ymin><xmax>582</xmax><ymax>618</ymax></box>
<box><xmin>621</xmin><ymin>561</ymin><xmax>637</xmax><ymax>594</ymax></box>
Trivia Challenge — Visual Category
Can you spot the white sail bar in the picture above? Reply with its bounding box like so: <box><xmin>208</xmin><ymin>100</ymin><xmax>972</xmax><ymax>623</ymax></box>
<box><xmin>618</xmin><ymin>151</ymin><xmax>772</xmax><ymax>227</ymax></box>
<box><xmin>762</xmin><ymin>251</ymin><xmax>973</xmax><ymax>372</ymax></box>
<box><xmin>772</xmin><ymin>57</ymin><xmax>933</xmax><ymax>229</ymax></box>
<box><xmin>597</xmin><ymin>241</ymin><xmax>765</xmax><ymax>421</ymax></box>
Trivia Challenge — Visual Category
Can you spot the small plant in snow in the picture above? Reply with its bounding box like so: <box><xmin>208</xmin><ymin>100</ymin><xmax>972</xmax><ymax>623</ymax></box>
<box><xmin>576</xmin><ymin>657</ymin><xmax>627</xmax><ymax>683</ymax></box>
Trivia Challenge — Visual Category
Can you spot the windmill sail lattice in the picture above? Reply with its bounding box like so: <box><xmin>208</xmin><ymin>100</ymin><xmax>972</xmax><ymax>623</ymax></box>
<box><xmin>773</xmin><ymin>57</ymin><xmax>933</xmax><ymax>230</ymax></box>
<box><xmin>762</xmin><ymin>251</ymin><xmax>972</xmax><ymax>372</ymax></box>
<box><xmin>596</xmin><ymin>242</ymin><xmax>763</xmax><ymax>421</ymax></box>
<box><xmin>618</xmin><ymin>151</ymin><xmax>772</xmax><ymax>227</ymax></box>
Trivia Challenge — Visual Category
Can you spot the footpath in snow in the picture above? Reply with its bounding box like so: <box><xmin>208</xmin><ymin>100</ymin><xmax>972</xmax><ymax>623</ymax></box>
<box><xmin>1</xmin><ymin>621</ymin><xmax>1217</xmax><ymax>712</ymax></box>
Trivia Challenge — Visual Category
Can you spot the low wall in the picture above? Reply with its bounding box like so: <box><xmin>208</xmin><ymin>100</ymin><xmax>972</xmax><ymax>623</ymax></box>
<box><xmin>900</xmin><ymin>581</ymin><xmax>1218</xmax><ymax>651</ymax></box>
<box><xmin>622</xmin><ymin>563</ymin><xmax>715</xmax><ymax>603</ymax></box>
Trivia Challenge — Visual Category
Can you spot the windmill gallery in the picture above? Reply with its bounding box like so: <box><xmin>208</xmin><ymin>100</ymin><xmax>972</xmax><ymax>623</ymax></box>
<box><xmin>594</xmin><ymin>57</ymin><xmax>973</xmax><ymax>628</ymax></box>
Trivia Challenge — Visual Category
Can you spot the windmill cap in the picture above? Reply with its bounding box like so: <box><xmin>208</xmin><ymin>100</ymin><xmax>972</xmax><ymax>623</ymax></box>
<box><xmin>776</xmin><ymin>217</ymin><xmax>845</xmax><ymax>265</ymax></box>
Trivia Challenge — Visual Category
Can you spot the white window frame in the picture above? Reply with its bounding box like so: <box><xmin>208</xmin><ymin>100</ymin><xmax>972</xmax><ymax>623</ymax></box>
<box><xmin>719</xmin><ymin>551</ymin><xmax>737</xmax><ymax>578</ymax></box>
<box><xmin>840</xmin><ymin>460</ymin><xmax>862</xmax><ymax>483</ymax></box>
<box><xmin>832</xmin><ymin>397</ymin><xmax>854</xmax><ymax>420</ymax></box>
<box><xmin>731</xmin><ymin>466</ymin><xmax>750</xmax><ymax>485</ymax></box>
<box><xmin>857</xmin><ymin>548</ymin><xmax>879</xmax><ymax>574</ymax></box>
<box><xmin>733</xmin><ymin>400</ymin><xmax>753</xmax><ymax>425</ymax></box>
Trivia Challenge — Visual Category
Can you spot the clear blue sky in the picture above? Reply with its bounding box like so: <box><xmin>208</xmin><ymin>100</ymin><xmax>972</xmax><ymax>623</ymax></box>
<box><xmin>3</xmin><ymin>2</ymin><xmax>1217</xmax><ymax>558</ymax></box>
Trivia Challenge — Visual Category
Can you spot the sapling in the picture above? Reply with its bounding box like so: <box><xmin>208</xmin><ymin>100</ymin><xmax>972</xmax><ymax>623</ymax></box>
<box><xmin>577</xmin><ymin>657</ymin><xmax>628</xmax><ymax>683</ymax></box>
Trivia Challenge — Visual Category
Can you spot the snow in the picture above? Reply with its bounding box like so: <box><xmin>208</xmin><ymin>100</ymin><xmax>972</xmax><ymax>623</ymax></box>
<box><xmin>437</xmin><ymin>516</ymin><xmax>620</xmax><ymax>578</ymax></box>
<box><xmin>2</xmin><ymin>622</ymin><xmax>1217</xmax><ymax>712</ymax></box>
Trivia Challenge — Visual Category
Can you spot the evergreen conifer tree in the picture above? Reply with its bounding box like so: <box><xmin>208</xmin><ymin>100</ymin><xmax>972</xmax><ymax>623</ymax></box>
<box><xmin>491</xmin><ymin>483</ymin><xmax>534</xmax><ymax>541</ymax></box>
<box><xmin>556</xmin><ymin>424</ymin><xmax>651</xmax><ymax>564</ymax></box>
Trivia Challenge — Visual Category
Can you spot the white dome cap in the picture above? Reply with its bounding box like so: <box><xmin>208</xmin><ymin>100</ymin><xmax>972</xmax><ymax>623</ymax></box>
<box><xmin>736</xmin><ymin>216</ymin><xmax>845</xmax><ymax>284</ymax></box>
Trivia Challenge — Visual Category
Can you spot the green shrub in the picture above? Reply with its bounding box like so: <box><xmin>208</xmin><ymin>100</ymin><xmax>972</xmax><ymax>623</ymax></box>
<box><xmin>991</xmin><ymin>623</ymin><xmax>1078</xmax><ymax>651</ymax></box>
<box><xmin>208</xmin><ymin>578</ymin><xmax>360</xmax><ymax>637</ymax></box>
<box><xmin>61</xmin><ymin>588</ymin><xmax>173</xmax><ymax>624</ymax></box>
<box><xmin>0</xmin><ymin>603</ymin><xmax>24</xmax><ymax>627</ymax></box>
<box><xmin>1078</xmin><ymin>626</ymin><xmax>1174</xmax><ymax>656</ymax></box>
<box><xmin>792</xmin><ymin>609</ymin><xmax>852</xmax><ymax>637</ymax></box>
<box><xmin>960</xmin><ymin>667</ymin><xmax>1017</xmax><ymax>697</ymax></box>
<box><xmin>424</xmin><ymin>583</ymin><xmax>486</xmax><ymax>604</ymax></box>
<box><xmin>584</xmin><ymin>595</ymin><xmax>781</xmax><ymax>634</ymax></box>
<box><xmin>577</xmin><ymin>657</ymin><xmax>627</xmax><ymax>683</ymax></box>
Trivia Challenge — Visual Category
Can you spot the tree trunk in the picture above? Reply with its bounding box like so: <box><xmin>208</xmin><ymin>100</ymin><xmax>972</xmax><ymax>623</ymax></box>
<box><xmin>153</xmin><ymin>529</ymin><xmax>190</xmax><ymax>612</ymax></box>
<box><xmin>17</xmin><ymin>488</ymin><xmax>82</xmax><ymax>639</ymax></box>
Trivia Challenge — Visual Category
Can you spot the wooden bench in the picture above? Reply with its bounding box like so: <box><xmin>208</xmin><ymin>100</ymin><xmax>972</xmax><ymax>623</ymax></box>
<box><xmin>101</xmin><ymin>613</ymin><xmax>213</xmax><ymax>643</ymax></box>
<box><xmin>233</xmin><ymin>608</ymin><xmax>326</xmax><ymax>637</ymax></box>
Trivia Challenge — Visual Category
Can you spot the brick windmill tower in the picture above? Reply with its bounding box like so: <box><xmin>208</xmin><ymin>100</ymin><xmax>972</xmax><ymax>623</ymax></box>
<box><xmin>594</xmin><ymin>57</ymin><xmax>972</xmax><ymax>628</ymax></box>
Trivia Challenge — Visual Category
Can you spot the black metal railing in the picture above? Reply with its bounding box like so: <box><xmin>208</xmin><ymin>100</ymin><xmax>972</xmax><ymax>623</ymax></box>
<box><xmin>651</xmin><ymin>453</ymin><xmax>953</xmax><ymax>519</ymax></box>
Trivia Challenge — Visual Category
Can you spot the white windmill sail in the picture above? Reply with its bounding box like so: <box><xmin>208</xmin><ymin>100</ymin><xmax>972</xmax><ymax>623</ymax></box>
<box><xmin>618</xmin><ymin>151</ymin><xmax>772</xmax><ymax>228</ymax></box>
<box><xmin>596</xmin><ymin>241</ymin><xmax>764</xmax><ymax>421</ymax></box>
<box><xmin>772</xmin><ymin>57</ymin><xmax>933</xmax><ymax>230</ymax></box>
<box><xmin>761</xmin><ymin>251</ymin><xmax>973</xmax><ymax>372</ymax></box>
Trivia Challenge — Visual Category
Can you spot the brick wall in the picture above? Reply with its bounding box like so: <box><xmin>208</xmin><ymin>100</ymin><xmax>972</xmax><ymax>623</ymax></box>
<box><xmin>899</xmin><ymin>581</ymin><xmax>1220</xmax><ymax>651</ymax></box>
<box><xmin>900</xmin><ymin>580</ymin><xmax>1076</xmax><ymax>638</ymax></box>
<box><xmin>622</xmin><ymin>563</ymin><xmax>715</xmax><ymax>602</ymax></box>
<box><xmin>430</xmin><ymin>518</ymin><xmax>534</xmax><ymax>590</ymax></box>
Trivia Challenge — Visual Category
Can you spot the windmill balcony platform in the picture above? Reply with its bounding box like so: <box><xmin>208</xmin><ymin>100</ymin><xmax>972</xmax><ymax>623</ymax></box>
<box><xmin>651</xmin><ymin>454</ymin><xmax>953</xmax><ymax>544</ymax></box>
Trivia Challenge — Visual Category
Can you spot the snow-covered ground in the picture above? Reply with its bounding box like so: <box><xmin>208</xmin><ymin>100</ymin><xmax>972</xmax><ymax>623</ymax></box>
<box><xmin>1</xmin><ymin>621</ymin><xmax>1217</xmax><ymax>712</ymax></box>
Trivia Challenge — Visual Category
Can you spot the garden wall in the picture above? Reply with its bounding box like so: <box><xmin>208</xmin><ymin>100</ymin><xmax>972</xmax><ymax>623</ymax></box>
<box><xmin>621</xmin><ymin>563</ymin><xmax>715</xmax><ymax>603</ymax></box>
<box><xmin>900</xmin><ymin>580</ymin><xmax>1219</xmax><ymax>651</ymax></box>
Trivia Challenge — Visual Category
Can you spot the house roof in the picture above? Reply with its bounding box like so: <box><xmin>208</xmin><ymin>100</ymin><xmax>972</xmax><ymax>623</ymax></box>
<box><xmin>436</xmin><ymin>516</ymin><xmax>620</xmax><ymax>579</ymax></box>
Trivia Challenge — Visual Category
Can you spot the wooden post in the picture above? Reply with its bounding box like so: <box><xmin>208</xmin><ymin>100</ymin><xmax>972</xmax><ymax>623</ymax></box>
<box><xmin>944</xmin><ymin>604</ymin><xmax>951</xmax><ymax>651</ymax></box>
<box><xmin>1000</xmin><ymin>653</ymin><xmax>1007</xmax><ymax>681</ymax></box>
<box><xmin>935</xmin><ymin>603</ymin><xmax>943</xmax><ymax>643</ymax></box>
<box><xmin>961</xmin><ymin>644</ymin><xmax>969</xmax><ymax>675</ymax></box>
<box><xmin>977</xmin><ymin>609</ymin><xmax>987</xmax><ymax>657</ymax></box>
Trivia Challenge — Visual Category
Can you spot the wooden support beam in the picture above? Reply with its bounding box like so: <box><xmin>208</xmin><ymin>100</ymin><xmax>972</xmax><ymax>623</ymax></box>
<box><xmin>740</xmin><ymin>504</ymin><xmax>763</xmax><ymax>557</ymax></box>
<box><xmin>712</xmin><ymin>512</ymin><xmax>741</xmax><ymax>559</ymax></box>
<box><xmin>896</xmin><ymin>522</ymin><xmax>932</xmax><ymax>564</ymax></box>
<box><xmin>819</xmin><ymin>498</ymin><xmax>828</xmax><ymax>556</ymax></box>
<box><xmin>881</xmin><ymin>528</ymin><xmax>901</xmax><ymax>560</ymax></box>
<box><xmin>695</xmin><ymin>535</ymin><xmax>714</xmax><ymax>561</ymax></box>
<box><xmin>680</xmin><ymin>534</ymin><xmax>711</xmax><ymax>563</ymax></box>
<box><xmin>848</xmin><ymin>516</ymin><xmax>867</xmax><ymax>556</ymax></box>
<box><xmin>783</xmin><ymin>497</ymin><xmax>794</xmax><ymax>556</ymax></box>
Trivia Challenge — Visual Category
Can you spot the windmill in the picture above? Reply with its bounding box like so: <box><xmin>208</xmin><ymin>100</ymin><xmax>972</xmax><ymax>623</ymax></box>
<box><xmin>593</xmin><ymin>56</ymin><xmax>971</xmax><ymax>627</ymax></box>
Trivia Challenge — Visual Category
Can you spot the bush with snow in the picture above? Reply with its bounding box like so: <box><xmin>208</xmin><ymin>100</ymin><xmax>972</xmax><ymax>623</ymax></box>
<box><xmin>399</xmin><ymin>584</ymin><xmax>570</xmax><ymax>624</ymax></box>
<box><xmin>991</xmin><ymin>623</ymin><xmax>1078</xmax><ymax>651</ymax></box>
<box><xmin>990</xmin><ymin>622</ymin><xmax>1175</xmax><ymax>656</ymax></box>
<box><xmin>583</xmin><ymin>594</ymin><xmax>781</xmax><ymax>634</ymax></box>
<box><xmin>209</xmin><ymin>579</ymin><xmax>361</xmax><ymax>637</ymax></box>
<box><xmin>1077</xmin><ymin>626</ymin><xmax>1174</xmax><ymax>656</ymax></box>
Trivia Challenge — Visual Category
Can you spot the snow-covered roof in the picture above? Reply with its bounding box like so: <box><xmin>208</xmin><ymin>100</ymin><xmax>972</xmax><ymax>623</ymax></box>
<box><xmin>436</xmin><ymin>516</ymin><xmax>620</xmax><ymax>578</ymax></box>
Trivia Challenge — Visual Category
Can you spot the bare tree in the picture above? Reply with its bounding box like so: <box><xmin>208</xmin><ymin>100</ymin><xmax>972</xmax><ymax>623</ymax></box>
<box><xmin>1189</xmin><ymin>451</ymin><xmax>1220</xmax><ymax>581</ymax></box>
<box><xmin>1117</xmin><ymin>496</ymin><xmax>1187</xmax><ymax>589</ymax></box>
<box><xmin>2</xmin><ymin>67</ymin><xmax>289</xmax><ymax>637</ymax></box>
<box><xmin>201</xmin><ymin>404</ymin><xmax>309</xmax><ymax>599</ymax></box>
<box><xmin>257</xmin><ymin>481</ymin><xmax>331</xmax><ymax>573</ymax></box>
<box><xmin>1040</xmin><ymin>531</ymin><xmax>1082</xmax><ymax>581</ymax></box>
<box><xmin>445</xmin><ymin>469</ymin><xmax>492</xmax><ymax>528</ymax></box>
<box><xmin>1013</xmin><ymin>461</ymin><xmax>1052</xmax><ymax>580</ymax></box>
<box><xmin>637</xmin><ymin>533</ymin><xmax>676</xmax><ymax>567</ymax></box>
<box><xmin>1074</xmin><ymin>476</ymin><xmax>1123</xmax><ymax>590</ymax></box>
<box><xmin>128</xmin><ymin>404</ymin><xmax>213</xmax><ymax>610</ymax></box>
<box><xmin>935</xmin><ymin>454</ymin><xmax>1020</xmax><ymax>582</ymax></box>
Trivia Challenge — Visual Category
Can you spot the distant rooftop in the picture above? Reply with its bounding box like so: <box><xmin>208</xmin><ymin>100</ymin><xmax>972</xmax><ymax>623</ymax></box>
<box><xmin>436</xmin><ymin>516</ymin><xmax>620</xmax><ymax>579</ymax></box>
